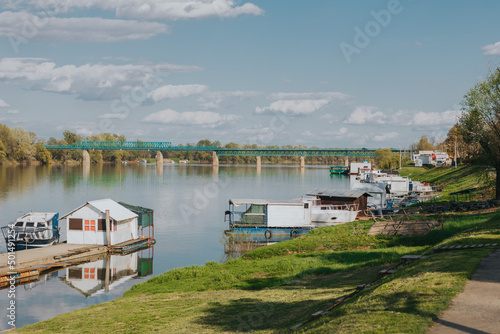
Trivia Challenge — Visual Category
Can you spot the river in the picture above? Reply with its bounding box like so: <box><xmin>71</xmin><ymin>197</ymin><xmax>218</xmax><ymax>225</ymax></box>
<box><xmin>0</xmin><ymin>163</ymin><xmax>351</xmax><ymax>329</ymax></box>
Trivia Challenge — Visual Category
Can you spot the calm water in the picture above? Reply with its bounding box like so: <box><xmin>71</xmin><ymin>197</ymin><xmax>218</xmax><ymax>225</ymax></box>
<box><xmin>0</xmin><ymin>163</ymin><xmax>350</xmax><ymax>329</ymax></box>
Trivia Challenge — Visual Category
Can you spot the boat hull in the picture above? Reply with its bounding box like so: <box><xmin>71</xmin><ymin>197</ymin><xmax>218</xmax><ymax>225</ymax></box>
<box><xmin>226</xmin><ymin>225</ymin><xmax>314</xmax><ymax>242</ymax></box>
<box><xmin>310</xmin><ymin>209</ymin><xmax>359</xmax><ymax>224</ymax></box>
<box><xmin>10</xmin><ymin>236</ymin><xmax>60</xmax><ymax>251</ymax></box>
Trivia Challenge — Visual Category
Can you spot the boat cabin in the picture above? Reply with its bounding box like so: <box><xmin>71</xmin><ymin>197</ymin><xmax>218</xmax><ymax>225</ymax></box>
<box><xmin>306</xmin><ymin>189</ymin><xmax>371</xmax><ymax>217</ymax></box>
<box><xmin>62</xmin><ymin>199</ymin><xmax>138</xmax><ymax>246</ymax></box>
<box><xmin>1</xmin><ymin>212</ymin><xmax>60</xmax><ymax>250</ymax></box>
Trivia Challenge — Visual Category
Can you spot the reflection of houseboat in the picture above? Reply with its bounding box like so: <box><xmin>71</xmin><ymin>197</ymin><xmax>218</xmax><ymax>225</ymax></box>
<box><xmin>1</xmin><ymin>212</ymin><xmax>60</xmax><ymax>250</ymax></box>
<box><xmin>63</xmin><ymin>247</ymin><xmax>153</xmax><ymax>296</ymax></box>
<box><xmin>225</xmin><ymin>190</ymin><xmax>370</xmax><ymax>240</ymax></box>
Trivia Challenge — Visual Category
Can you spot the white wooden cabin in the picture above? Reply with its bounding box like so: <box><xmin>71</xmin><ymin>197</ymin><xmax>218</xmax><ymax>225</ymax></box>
<box><xmin>62</xmin><ymin>199</ymin><xmax>138</xmax><ymax>246</ymax></box>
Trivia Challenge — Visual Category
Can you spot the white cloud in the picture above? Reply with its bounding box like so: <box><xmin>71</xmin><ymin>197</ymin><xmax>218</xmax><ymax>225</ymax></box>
<box><xmin>0</xmin><ymin>99</ymin><xmax>9</xmax><ymax>107</ymax></box>
<box><xmin>147</xmin><ymin>84</ymin><xmax>209</xmax><ymax>102</ymax></box>
<box><xmin>0</xmin><ymin>11</ymin><xmax>168</xmax><ymax>42</ymax></box>
<box><xmin>269</xmin><ymin>92</ymin><xmax>351</xmax><ymax>100</ymax></box>
<box><xmin>410</xmin><ymin>110</ymin><xmax>461</xmax><ymax>130</ymax></box>
<box><xmin>142</xmin><ymin>109</ymin><xmax>240</xmax><ymax>127</ymax></box>
<box><xmin>373</xmin><ymin>132</ymin><xmax>398</xmax><ymax>142</ymax></box>
<box><xmin>482</xmin><ymin>42</ymin><xmax>500</xmax><ymax>56</ymax></box>
<box><xmin>256</xmin><ymin>99</ymin><xmax>330</xmax><ymax>115</ymax></box>
<box><xmin>7</xmin><ymin>109</ymin><xmax>18</xmax><ymax>114</ymax></box>
<box><xmin>22</xmin><ymin>0</ymin><xmax>264</xmax><ymax>20</ymax></box>
<box><xmin>0</xmin><ymin>58</ymin><xmax>202</xmax><ymax>100</ymax></box>
<box><xmin>99</xmin><ymin>113</ymin><xmax>126</xmax><ymax>119</ymax></box>
<box><xmin>344</xmin><ymin>106</ymin><xmax>386</xmax><ymax>125</ymax></box>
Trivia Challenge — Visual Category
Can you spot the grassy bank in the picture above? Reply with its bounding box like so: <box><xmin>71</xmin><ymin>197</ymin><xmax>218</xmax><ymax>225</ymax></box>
<box><xmin>19</xmin><ymin>166</ymin><xmax>500</xmax><ymax>333</ymax></box>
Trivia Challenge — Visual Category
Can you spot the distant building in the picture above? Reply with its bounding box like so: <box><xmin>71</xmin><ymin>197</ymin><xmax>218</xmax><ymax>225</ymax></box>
<box><xmin>413</xmin><ymin>151</ymin><xmax>449</xmax><ymax>166</ymax></box>
<box><xmin>350</xmin><ymin>160</ymin><xmax>372</xmax><ymax>175</ymax></box>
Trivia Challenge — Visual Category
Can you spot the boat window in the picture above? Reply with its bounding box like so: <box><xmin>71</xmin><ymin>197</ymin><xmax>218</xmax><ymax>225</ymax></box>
<box><xmin>38</xmin><ymin>222</ymin><xmax>47</xmax><ymax>228</ymax></box>
<box><xmin>246</xmin><ymin>205</ymin><xmax>265</xmax><ymax>214</ymax></box>
<box><xmin>15</xmin><ymin>222</ymin><xmax>24</xmax><ymax>227</ymax></box>
<box><xmin>304</xmin><ymin>203</ymin><xmax>309</xmax><ymax>209</ymax></box>
<box><xmin>26</xmin><ymin>222</ymin><xmax>35</xmax><ymax>228</ymax></box>
<box><xmin>321</xmin><ymin>207</ymin><xmax>327</xmax><ymax>210</ymax></box>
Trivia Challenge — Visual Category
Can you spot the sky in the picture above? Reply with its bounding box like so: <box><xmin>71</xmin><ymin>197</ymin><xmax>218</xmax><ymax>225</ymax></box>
<box><xmin>0</xmin><ymin>0</ymin><xmax>499</xmax><ymax>148</ymax></box>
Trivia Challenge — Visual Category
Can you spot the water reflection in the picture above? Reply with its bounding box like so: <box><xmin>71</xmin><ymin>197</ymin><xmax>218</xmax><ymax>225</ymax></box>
<box><xmin>62</xmin><ymin>247</ymin><xmax>153</xmax><ymax>297</ymax></box>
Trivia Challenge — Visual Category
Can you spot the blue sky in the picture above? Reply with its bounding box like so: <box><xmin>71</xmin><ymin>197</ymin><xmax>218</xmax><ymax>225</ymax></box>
<box><xmin>0</xmin><ymin>0</ymin><xmax>499</xmax><ymax>148</ymax></box>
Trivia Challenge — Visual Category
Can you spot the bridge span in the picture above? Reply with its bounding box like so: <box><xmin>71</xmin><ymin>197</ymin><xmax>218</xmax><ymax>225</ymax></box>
<box><xmin>45</xmin><ymin>141</ymin><xmax>403</xmax><ymax>168</ymax></box>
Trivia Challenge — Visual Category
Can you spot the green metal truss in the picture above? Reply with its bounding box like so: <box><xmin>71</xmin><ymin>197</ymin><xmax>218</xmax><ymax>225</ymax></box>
<box><xmin>45</xmin><ymin>141</ymin><xmax>403</xmax><ymax>157</ymax></box>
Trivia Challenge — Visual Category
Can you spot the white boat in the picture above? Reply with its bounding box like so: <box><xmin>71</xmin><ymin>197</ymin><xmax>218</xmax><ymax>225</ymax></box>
<box><xmin>1</xmin><ymin>212</ymin><xmax>60</xmax><ymax>250</ymax></box>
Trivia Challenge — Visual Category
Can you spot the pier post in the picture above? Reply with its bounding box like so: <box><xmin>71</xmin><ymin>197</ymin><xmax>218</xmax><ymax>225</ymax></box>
<box><xmin>256</xmin><ymin>156</ymin><xmax>261</xmax><ymax>168</ymax></box>
<box><xmin>300</xmin><ymin>156</ymin><xmax>305</xmax><ymax>168</ymax></box>
<box><xmin>104</xmin><ymin>255</ymin><xmax>110</xmax><ymax>293</ymax></box>
<box><xmin>105</xmin><ymin>210</ymin><xmax>111</xmax><ymax>246</ymax></box>
<box><xmin>212</xmin><ymin>151</ymin><xmax>219</xmax><ymax>166</ymax></box>
<box><xmin>156</xmin><ymin>151</ymin><xmax>163</xmax><ymax>168</ymax></box>
<box><xmin>82</xmin><ymin>150</ymin><xmax>90</xmax><ymax>167</ymax></box>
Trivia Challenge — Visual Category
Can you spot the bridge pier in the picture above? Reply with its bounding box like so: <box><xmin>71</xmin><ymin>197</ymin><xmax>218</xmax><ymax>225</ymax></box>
<box><xmin>256</xmin><ymin>156</ymin><xmax>261</xmax><ymax>168</ymax></box>
<box><xmin>299</xmin><ymin>156</ymin><xmax>305</xmax><ymax>168</ymax></box>
<box><xmin>156</xmin><ymin>151</ymin><xmax>163</xmax><ymax>168</ymax></box>
<box><xmin>82</xmin><ymin>150</ymin><xmax>90</xmax><ymax>167</ymax></box>
<box><xmin>212</xmin><ymin>151</ymin><xmax>219</xmax><ymax>166</ymax></box>
<box><xmin>344</xmin><ymin>157</ymin><xmax>349</xmax><ymax>167</ymax></box>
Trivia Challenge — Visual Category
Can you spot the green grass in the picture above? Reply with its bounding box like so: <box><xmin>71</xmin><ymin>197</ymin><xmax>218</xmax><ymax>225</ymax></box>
<box><xmin>399</xmin><ymin>165</ymin><xmax>493</xmax><ymax>202</ymax></box>
<box><xmin>19</xmin><ymin>210</ymin><xmax>500</xmax><ymax>333</ymax></box>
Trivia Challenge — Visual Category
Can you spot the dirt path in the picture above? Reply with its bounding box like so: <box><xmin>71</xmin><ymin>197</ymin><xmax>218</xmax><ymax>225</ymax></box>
<box><xmin>428</xmin><ymin>250</ymin><xmax>500</xmax><ymax>334</ymax></box>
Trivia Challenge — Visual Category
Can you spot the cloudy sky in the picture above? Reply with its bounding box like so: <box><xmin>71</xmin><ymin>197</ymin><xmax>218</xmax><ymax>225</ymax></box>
<box><xmin>0</xmin><ymin>0</ymin><xmax>499</xmax><ymax>148</ymax></box>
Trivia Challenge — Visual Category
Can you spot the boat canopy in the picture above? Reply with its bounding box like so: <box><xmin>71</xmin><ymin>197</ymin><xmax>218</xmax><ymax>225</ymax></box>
<box><xmin>229</xmin><ymin>199</ymin><xmax>304</xmax><ymax>206</ymax></box>
<box><xmin>306</xmin><ymin>189</ymin><xmax>372</xmax><ymax>198</ymax></box>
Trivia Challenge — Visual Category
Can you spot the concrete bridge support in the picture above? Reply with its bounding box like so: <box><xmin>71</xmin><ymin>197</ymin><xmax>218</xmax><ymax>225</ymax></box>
<box><xmin>344</xmin><ymin>157</ymin><xmax>349</xmax><ymax>167</ymax></box>
<box><xmin>212</xmin><ymin>151</ymin><xmax>219</xmax><ymax>167</ymax></box>
<box><xmin>156</xmin><ymin>151</ymin><xmax>163</xmax><ymax>168</ymax></box>
<box><xmin>256</xmin><ymin>156</ymin><xmax>261</xmax><ymax>168</ymax></box>
<box><xmin>82</xmin><ymin>150</ymin><xmax>90</xmax><ymax>167</ymax></box>
<box><xmin>299</xmin><ymin>156</ymin><xmax>305</xmax><ymax>168</ymax></box>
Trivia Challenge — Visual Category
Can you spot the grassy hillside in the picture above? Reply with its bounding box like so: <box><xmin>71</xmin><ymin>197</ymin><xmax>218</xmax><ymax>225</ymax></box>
<box><xmin>399</xmin><ymin>165</ymin><xmax>494</xmax><ymax>201</ymax></box>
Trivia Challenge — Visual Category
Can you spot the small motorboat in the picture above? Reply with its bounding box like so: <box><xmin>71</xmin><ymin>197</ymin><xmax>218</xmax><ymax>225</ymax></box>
<box><xmin>1</xmin><ymin>212</ymin><xmax>60</xmax><ymax>251</ymax></box>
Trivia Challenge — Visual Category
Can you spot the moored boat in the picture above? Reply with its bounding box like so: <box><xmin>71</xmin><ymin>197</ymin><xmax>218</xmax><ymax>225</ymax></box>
<box><xmin>1</xmin><ymin>212</ymin><xmax>60</xmax><ymax>251</ymax></box>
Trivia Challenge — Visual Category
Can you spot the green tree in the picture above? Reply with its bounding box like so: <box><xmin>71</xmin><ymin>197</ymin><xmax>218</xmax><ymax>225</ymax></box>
<box><xmin>35</xmin><ymin>143</ymin><xmax>52</xmax><ymax>164</ymax></box>
<box><xmin>374</xmin><ymin>148</ymin><xmax>399</xmax><ymax>170</ymax></box>
<box><xmin>411</xmin><ymin>135</ymin><xmax>435</xmax><ymax>152</ymax></box>
<box><xmin>459</xmin><ymin>69</ymin><xmax>500</xmax><ymax>199</ymax></box>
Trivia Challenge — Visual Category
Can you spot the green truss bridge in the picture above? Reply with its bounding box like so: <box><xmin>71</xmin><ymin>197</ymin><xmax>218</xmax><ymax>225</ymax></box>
<box><xmin>45</xmin><ymin>141</ymin><xmax>403</xmax><ymax>167</ymax></box>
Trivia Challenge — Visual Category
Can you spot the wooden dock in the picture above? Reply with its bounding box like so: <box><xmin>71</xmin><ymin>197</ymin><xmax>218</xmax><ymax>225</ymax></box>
<box><xmin>0</xmin><ymin>237</ymin><xmax>154</xmax><ymax>287</ymax></box>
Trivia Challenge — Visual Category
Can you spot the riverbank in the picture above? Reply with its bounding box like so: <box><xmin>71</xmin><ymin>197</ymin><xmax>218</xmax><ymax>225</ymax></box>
<box><xmin>16</xmin><ymin>166</ymin><xmax>500</xmax><ymax>333</ymax></box>
<box><xmin>18</xmin><ymin>210</ymin><xmax>500</xmax><ymax>333</ymax></box>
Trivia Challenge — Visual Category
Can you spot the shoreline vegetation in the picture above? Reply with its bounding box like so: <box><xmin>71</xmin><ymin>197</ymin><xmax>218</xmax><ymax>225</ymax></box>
<box><xmin>18</xmin><ymin>166</ymin><xmax>500</xmax><ymax>333</ymax></box>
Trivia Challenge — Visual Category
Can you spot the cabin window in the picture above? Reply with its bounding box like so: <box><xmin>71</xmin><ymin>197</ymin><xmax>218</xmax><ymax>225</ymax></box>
<box><xmin>15</xmin><ymin>222</ymin><xmax>23</xmax><ymax>227</ymax></box>
<box><xmin>84</xmin><ymin>220</ymin><xmax>96</xmax><ymax>231</ymax></box>
<box><xmin>68</xmin><ymin>268</ymin><xmax>82</xmax><ymax>280</ymax></box>
<box><xmin>304</xmin><ymin>203</ymin><xmax>309</xmax><ymax>209</ymax></box>
<box><xmin>69</xmin><ymin>218</ymin><xmax>83</xmax><ymax>230</ymax></box>
<box><xmin>84</xmin><ymin>267</ymin><xmax>95</xmax><ymax>279</ymax></box>
<box><xmin>113</xmin><ymin>221</ymin><xmax>117</xmax><ymax>232</ymax></box>
<box><xmin>97</xmin><ymin>219</ymin><xmax>106</xmax><ymax>231</ymax></box>
<box><xmin>26</xmin><ymin>222</ymin><xmax>35</xmax><ymax>228</ymax></box>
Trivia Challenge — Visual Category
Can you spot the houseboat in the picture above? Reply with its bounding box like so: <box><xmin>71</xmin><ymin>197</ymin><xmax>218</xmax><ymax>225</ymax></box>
<box><xmin>329</xmin><ymin>165</ymin><xmax>349</xmax><ymax>175</ymax></box>
<box><xmin>1</xmin><ymin>212</ymin><xmax>60</xmax><ymax>250</ymax></box>
<box><xmin>225</xmin><ymin>190</ymin><xmax>370</xmax><ymax>241</ymax></box>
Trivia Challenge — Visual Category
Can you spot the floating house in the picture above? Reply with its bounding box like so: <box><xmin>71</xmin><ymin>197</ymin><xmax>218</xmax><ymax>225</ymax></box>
<box><xmin>225</xmin><ymin>189</ymin><xmax>370</xmax><ymax>241</ymax></box>
<box><xmin>351</xmin><ymin>182</ymin><xmax>388</xmax><ymax>210</ymax></box>
<box><xmin>62</xmin><ymin>199</ymin><xmax>138</xmax><ymax>246</ymax></box>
